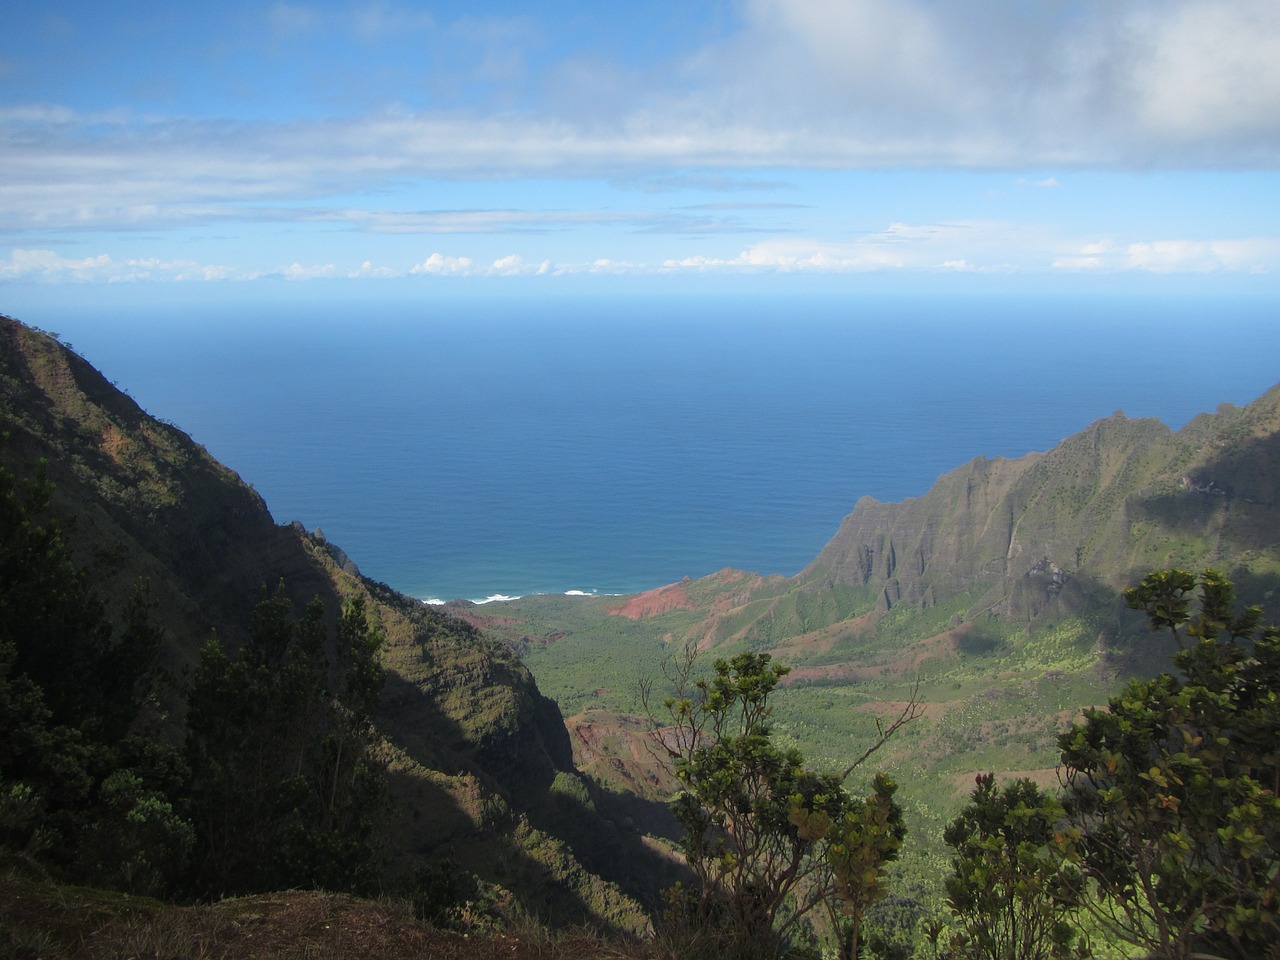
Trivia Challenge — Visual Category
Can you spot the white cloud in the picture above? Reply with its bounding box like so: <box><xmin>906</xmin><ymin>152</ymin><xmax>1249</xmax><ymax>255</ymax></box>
<box><xmin>1</xmin><ymin>0</ymin><xmax>1277</xmax><ymax>288</ymax></box>
<box><xmin>349</xmin><ymin>259</ymin><xmax>397</xmax><ymax>279</ymax></box>
<box><xmin>1053</xmin><ymin>237</ymin><xmax>1280</xmax><ymax>273</ymax></box>
<box><xmin>677</xmin><ymin>0</ymin><xmax>1280</xmax><ymax>166</ymax></box>
<box><xmin>489</xmin><ymin>254</ymin><xmax>550</xmax><ymax>276</ymax></box>
<box><xmin>0</xmin><ymin>129</ymin><xmax>768</xmax><ymax>234</ymax></box>
<box><xmin>663</xmin><ymin>223</ymin><xmax>1280</xmax><ymax>276</ymax></box>
<box><xmin>553</xmin><ymin>258</ymin><xmax>644</xmax><ymax>276</ymax></box>
<box><xmin>4</xmin><ymin>224</ymin><xmax>1277</xmax><ymax>288</ymax></box>
<box><xmin>724</xmin><ymin>0</ymin><xmax>957</xmax><ymax>121</ymax></box>
<box><xmin>1125</xmin><ymin>1</ymin><xmax>1280</xmax><ymax>148</ymax></box>
<box><xmin>685</xmin><ymin>223</ymin><xmax>1050</xmax><ymax>273</ymax></box>
<box><xmin>329</xmin><ymin>207</ymin><xmax>647</xmax><ymax>235</ymax></box>
<box><xmin>0</xmin><ymin>249</ymin><xmax>113</xmax><ymax>282</ymax></box>
<box><xmin>660</xmin><ymin>229</ymin><xmax>1026</xmax><ymax>274</ymax></box>
<box><xmin>409</xmin><ymin>253</ymin><xmax>474</xmax><ymax>276</ymax></box>
<box><xmin>0</xmin><ymin>249</ymin><xmax>238</xmax><ymax>283</ymax></box>
<box><xmin>274</xmin><ymin>262</ymin><xmax>338</xmax><ymax>281</ymax></box>
<box><xmin>665</xmin><ymin>238</ymin><xmax>905</xmax><ymax>273</ymax></box>
<box><xmin>2</xmin><ymin>4</ymin><xmax>1277</xmax><ymax>242</ymax></box>
<box><xmin>0</xmin><ymin>248</ymin><xmax>555</xmax><ymax>282</ymax></box>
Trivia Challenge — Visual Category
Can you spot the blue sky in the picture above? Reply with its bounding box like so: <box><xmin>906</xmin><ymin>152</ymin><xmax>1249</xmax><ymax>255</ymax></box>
<box><xmin>3</xmin><ymin>0</ymin><xmax>1280</xmax><ymax>300</ymax></box>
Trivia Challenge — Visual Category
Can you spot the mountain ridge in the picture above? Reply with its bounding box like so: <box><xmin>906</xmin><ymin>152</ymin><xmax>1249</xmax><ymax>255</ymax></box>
<box><xmin>795</xmin><ymin>390</ymin><xmax>1280</xmax><ymax>624</ymax></box>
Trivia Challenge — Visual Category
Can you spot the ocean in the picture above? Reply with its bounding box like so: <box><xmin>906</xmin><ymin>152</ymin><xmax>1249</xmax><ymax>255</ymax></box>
<box><xmin>37</xmin><ymin>292</ymin><xmax>1280</xmax><ymax>603</ymax></box>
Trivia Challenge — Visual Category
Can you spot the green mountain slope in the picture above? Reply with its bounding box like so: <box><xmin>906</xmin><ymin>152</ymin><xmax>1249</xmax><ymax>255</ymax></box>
<box><xmin>797</xmin><ymin>393</ymin><xmax>1280</xmax><ymax>626</ymax></box>
<box><xmin>0</xmin><ymin>314</ymin><xmax>668</xmax><ymax>930</ymax></box>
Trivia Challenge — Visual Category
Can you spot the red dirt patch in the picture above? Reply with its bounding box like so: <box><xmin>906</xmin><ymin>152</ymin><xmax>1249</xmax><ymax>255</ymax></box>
<box><xmin>565</xmin><ymin>709</ymin><xmax>677</xmax><ymax>801</ymax></box>
<box><xmin>607</xmin><ymin>581</ymin><xmax>695</xmax><ymax>620</ymax></box>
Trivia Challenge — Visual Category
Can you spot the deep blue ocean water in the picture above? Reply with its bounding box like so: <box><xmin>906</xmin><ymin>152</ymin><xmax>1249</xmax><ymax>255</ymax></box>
<box><xmin>39</xmin><ymin>292</ymin><xmax>1280</xmax><ymax>602</ymax></box>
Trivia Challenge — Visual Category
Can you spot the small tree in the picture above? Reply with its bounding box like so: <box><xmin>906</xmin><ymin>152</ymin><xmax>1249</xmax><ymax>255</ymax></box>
<box><xmin>652</xmin><ymin>651</ymin><xmax>914</xmax><ymax>960</ymax></box>
<box><xmin>943</xmin><ymin>773</ymin><xmax>1087</xmax><ymax>960</ymax></box>
<box><xmin>792</xmin><ymin>770</ymin><xmax>906</xmax><ymax>960</ymax></box>
<box><xmin>1058</xmin><ymin>569</ymin><xmax>1280</xmax><ymax>960</ymax></box>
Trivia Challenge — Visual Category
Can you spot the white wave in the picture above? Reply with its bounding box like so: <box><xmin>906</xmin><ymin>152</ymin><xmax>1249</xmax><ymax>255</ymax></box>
<box><xmin>418</xmin><ymin>593</ymin><xmax>520</xmax><ymax>605</ymax></box>
<box><xmin>419</xmin><ymin>588</ymin><xmax>625</xmax><ymax>606</ymax></box>
<box><xmin>419</xmin><ymin>593</ymin><xmax>520</xmax><ymax>605</ymax></box>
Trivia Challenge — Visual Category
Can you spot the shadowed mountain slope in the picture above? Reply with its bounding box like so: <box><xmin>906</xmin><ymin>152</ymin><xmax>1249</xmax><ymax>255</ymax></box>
<box><xmin>0</xmin><ymin>313</ymin><xmax>668</xmax><ymax>930</ymax></box>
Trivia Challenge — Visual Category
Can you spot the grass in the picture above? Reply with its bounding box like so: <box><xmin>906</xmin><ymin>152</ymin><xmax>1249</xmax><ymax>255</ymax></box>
<box><xmin>0</xmin><ymin>865</ymin><xmax>651</xmax><ymax>960</ymax></box>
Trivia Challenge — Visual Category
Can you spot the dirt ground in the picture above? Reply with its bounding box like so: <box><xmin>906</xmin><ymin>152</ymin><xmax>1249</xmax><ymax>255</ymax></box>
<box><xmin>2</xmin><ymin>873</ymin><xmax>632</xmax><ymax>960</ymax></box>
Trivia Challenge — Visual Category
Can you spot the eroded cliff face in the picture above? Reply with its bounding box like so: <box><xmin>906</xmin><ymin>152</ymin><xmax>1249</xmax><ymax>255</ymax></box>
<box><xmin>801</xmin><ymin>451</ymin><xmax>1037</xmax><ymax>613</ymax></box>
<box><xmin>793</xmin><ymin>387</ymin><xmax>1280</xmax><ymax>626</ymax></box>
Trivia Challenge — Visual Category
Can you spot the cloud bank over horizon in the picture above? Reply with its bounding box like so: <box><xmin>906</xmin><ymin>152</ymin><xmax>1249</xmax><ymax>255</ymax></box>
<box><xmin>2</xmin><ymin>1</ymin><xmax>1279</xmax><ymax>291</ymax></box>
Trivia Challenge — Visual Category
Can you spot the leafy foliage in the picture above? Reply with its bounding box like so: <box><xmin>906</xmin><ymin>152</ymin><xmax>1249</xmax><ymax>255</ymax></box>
<box><xmin>1058</xmin><ymin>569</ymin><xmax>1280</xmax><ymax>959</ymax></box>
<box><xmin>655</xmin><ymin>651</ymin><xmax>908</xmax><ymax>960</ymax></box>
<box><xmin>944</xmin><ymin>773</ymin><xmax>1086</xmax><ymax>960</ymax></box>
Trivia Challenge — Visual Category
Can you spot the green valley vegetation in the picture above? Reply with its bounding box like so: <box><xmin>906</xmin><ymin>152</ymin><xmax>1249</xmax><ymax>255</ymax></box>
<box><xmin>943</xmin><ymin>774</ymin><xmax>1084</xmax><ymax>960</ymax></box>
<box><xmin>940</xmin><ymin>569</ymin><xmax>1280</xmax><ymax>960</ymax></box>
<box><xmin>1056</xmin><ymin>569</ymin><xmax>1280</xmax><ymax>958</ymax></box>
<box><xmin>638</xmin><ymin>570</ymin><xmax>1280</xmax><ymax>959</ymax></box>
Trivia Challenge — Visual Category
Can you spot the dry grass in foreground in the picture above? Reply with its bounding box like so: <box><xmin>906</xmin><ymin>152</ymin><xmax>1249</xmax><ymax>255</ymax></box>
<box><xmin>1</xmin><ymin>869</ymin><xmax>640</xmax><ymax>960</ymax></box>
